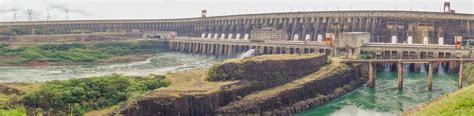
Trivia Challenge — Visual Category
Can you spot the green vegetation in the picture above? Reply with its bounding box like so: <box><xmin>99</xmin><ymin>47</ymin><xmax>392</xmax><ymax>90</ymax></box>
<box><xmin>0</xmin><ymin>41</ymin><xmax>167</xmax><ymax>65</ymax></box>
<box><xmin>206</xmin><ymin>64</ymin><xmax>230</xmax><ymax>81</ymax></box>
<box><xmin>412</xmin><ymin>85</ymin><xmax>474</xmax><ymax>115</ymax></box>
<box><xmin>465</xmin><ymin>63</ymin><xmax>474</xmax><ymax>84</ymax></box>
<box><xmin>0</xmin><ymin>106</ymin><xmax>27</xmax><ymax>116</ymax></box>
<box><xmin>22</xmin><ymin>74</ymin><xmax>170</xmax><ymax>115</ymax></box>
<box><xmin>0</xmin><ymin>26</ymin><xmax>51</xmax><ymax>35</ymax></box>
<box><xmin>358</xmin><ymin>53</ymin><xmax>374</xmax><ymax>59</ymax></box>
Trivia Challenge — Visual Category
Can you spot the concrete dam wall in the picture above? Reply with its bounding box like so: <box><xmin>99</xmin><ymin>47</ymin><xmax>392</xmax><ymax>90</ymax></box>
<box><xmin>1</xmin><ymin>11</ymin><xmax>473</xmax><ymax>44</ymax></box>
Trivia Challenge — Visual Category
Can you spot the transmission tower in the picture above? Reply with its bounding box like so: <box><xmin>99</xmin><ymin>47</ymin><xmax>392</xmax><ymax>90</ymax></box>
<box><xmin>11</xmin><ymin>9</ymin><xmax>18</xmax><ymax>21</ymax></box>
<box><xmin>65</xmin><ymin>9</ymin><xmax>70</xmax><ymax>20</ymax></box>
<box><xmin>27</xmin><ymin>9</ymin><xmax>33</xmax><ymax>21</ymax></box>
<box><xmin>46</xmin><ymin>9</ymin><xmax>51</xmax><ymax>21</ymax></box>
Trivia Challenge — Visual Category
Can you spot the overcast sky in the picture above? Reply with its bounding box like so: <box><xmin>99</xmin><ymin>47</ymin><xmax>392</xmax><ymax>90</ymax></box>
<box><xmin>0</xmin><ymin>0</ymin><xmax>472</xmax><ymax>21</ymax></box>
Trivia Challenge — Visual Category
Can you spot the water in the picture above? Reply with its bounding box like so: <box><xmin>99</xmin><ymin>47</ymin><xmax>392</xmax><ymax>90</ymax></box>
<box><xmin>239</xmin><ymin>49</ymin><xmax>256</xmax><ymax>58</ymax></box>
<box><xmin>384</xmin><ymin>64</ymin><xmax>390</xmax><ymax>72</ymax></box>
<box><xmin>420</xmin><ymin>64</ymin><xmax>427</xmax><ymax>73</ymax></box>
<box><xmin>438</xmin><ymin>63</ymin><xmax>446</xmax><ymax>74</ymax></box>
<box><xmin>298</xmin><ymin>72</ymin><xmax>462</xmax><ymax>116</ymax></box>
<box><xmin>0</xmin><ymin>52</ymin><xmax>222</xmax><ymax>82</ymax></box>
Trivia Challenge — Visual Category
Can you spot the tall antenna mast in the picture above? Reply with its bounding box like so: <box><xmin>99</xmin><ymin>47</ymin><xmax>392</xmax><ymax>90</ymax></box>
<box><xmin>65</xmin><ymin>9</ymin><xmax>70</xmax><ymax>20</ymax></box>
<box><xmin>27</xmin><ymin>9</ymin><xmax>33</xmax><ymax>21</ymax></box>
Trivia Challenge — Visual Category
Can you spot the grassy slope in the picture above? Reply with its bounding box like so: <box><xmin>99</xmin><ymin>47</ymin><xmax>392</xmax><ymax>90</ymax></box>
<box><xmin>0</xmin><ymin>40</ymin><xmax>166</xmax><ymax>65</ymax></box>
<box><xmin>0</xmin><ymin>106</ymin><xmax>27</xmax><ymax>116</ymax></box>
<box><xmin>411</xmin><ymin>85</ymin><xmax>474</xmax><ymax>115</ymax></box>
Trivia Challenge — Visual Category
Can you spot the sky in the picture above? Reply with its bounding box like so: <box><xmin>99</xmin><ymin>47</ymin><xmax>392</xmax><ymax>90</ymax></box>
<box><xmin>0</xmin><ymin>0</ymin><xmax>472</xmax><ymax>21</ymax></box>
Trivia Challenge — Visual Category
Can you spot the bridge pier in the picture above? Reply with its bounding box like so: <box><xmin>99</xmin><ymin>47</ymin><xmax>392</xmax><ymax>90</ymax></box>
<box><xmin>428</xmin><ymin>63</ymin><xmax>433</xmax><ymax>91</ymax></box>
<box><xmin>368</xmin><ymin>62</ymin><xmax>376</xmax><ymax>87</ymax></box>
<box><xmin>397</xmin><ymin>62</ymin><xmax>403</xmax><ymax>90</ymax></box>
<box><xmin>459</xmin><ymin>62</ymin><xmax>463</xmax><ymax>89</ymax></box>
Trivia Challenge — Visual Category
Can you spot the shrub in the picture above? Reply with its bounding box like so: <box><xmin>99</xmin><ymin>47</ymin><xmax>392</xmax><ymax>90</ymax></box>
<box><xmin>22</xmin><ymin>74</ymin><xmax>169</xmax><ymax>114</ymax></box>
<box><xmin>206</xmin><ymin>64</ymin><xmax>229</xmax><ymax>81</ymax></box>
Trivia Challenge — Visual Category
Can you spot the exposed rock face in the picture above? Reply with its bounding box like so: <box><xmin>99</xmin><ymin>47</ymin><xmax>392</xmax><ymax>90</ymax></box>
<box><xmin>215</xmin><ymin>64</ymin><xmax>368</xmax><ymax>114</ymax></box>
<box><xmin>116</xmin><ymin>55</ymin><xmax>367</xmax><ymax>116</ymax></box>
<box><xmin>207</xmin><ymin>55</ymin><xmax>327</xmax><ymax>83</ymax></box>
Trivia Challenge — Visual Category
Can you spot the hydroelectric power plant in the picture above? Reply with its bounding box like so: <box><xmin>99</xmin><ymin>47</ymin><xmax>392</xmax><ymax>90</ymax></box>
<box><xmin>0</xmin><ymin>1</ymin><xmax>473</xmax><ymax>115</ymax></box>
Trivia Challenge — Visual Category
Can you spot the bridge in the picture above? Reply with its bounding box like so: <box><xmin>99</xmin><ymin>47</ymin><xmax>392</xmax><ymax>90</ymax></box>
<box><xmin>341</xmin><ymin>59</ymin><xmax>474</xmax><ymax>91</ymax></box>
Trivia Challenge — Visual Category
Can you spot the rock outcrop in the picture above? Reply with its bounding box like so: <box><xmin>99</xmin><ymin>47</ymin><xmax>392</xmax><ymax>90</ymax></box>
<box><xmin>116</xmin><ymin>54</ymin><xmax>367</xmax><ymax>116</ymax></box>
<box><xmin>215</xmin><ymin>64</ymin><xmax>367</xmax><ymax>115</ymax></box>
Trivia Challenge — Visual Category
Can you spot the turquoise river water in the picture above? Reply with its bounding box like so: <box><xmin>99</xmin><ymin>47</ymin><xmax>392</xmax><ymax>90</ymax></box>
<box><xmin>0</xmin><ymin>52</ymin><xmax>462</xmax><ymax>115</ymax></box>
<box><xmin>298</xmin><ymin>71</ymin><xmax>462</xmax><ymax>116</ymax></box>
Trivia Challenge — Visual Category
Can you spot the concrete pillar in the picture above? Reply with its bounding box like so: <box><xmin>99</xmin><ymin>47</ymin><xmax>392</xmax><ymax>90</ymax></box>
<box><xmin>467</xmin><ymin>21</ymin><xmax>471</xmax><ymax>41</ymax></box>
<box><xmin>214</xmin><ymin>33</ymin><xmax>219</xmax><ymax>39</ymax></box>
<box><xmin>459</xmin><ymin>62</ymin><xmax>463</xmax><ymax>89</ymax></box>
<box><xmin>368</xmin><ymin>62</ymin><xmax>375</xmax><ymax>87</ymax></box>
<box><xmin>298</xmin><ymin>47</ymin><xmax>304</xmax><ymax>54</ymax></box>
<box><xmin>227</xmin><ymin>45</ymin><xmax>234</xmax><ymax>56</ymax></box>
<box><xmin>305</xmin><ymin>34</ymin><xmax>311</xmax><ymax>41</ymax></box>
<box><xmin>215</xmin><ymin>44</ymin><xmax>220</xmax><ymax>56</ymax></box>
<box><xmin>210</xmin><ymin>44</ymin><xmax>215</xmax><ymax>55</ymax></box>
<box><xmin>201</xmin><ymin>33</ymin><xmax>206</xmax><ymax>38</ymax></box>
<box><xmin>317</xmin><ymin>34</ymin><xmax>323</xmax><ymax>42</ymax></box>
<box><xmin>438</xmin><ymin>37</ymin><xmax>444</xmax><ymax>45</ymax></box>
<box><xmin>207</xmin><ymin>33</ymin><xmax>212</xmax><ymax>39</ymax></box>
<box><xmin>259</xmin><ymin>46</ymin><xmax>265</xmax><ymax>55</ymax></box>
<box><xmin>244</xmin><ymin>33</ymin><xmax>249</xmax><ymax>40</ymax></box>
<box><xmin>423</xmin><ymin>37</ymin><xmax>429</xmax><ymax>45</ymax></box>
<box><xmin>391</xmin><ymin>36</ymin><xmax>398</xmax><ymax>44</ymax></box>
<box><xmin>398</xmin><ymin>62</ymin><xmax>403</xmax><ymax>90</ymax></box>
<box><xmin>407</xmin><ymin>36</ymin><xmax>413</xmax><ymax>44</ymax></box>
<box><xmin>428</xmin><ymin>62</ymin><xmax>433</xmax><ymax>91</ymax></box>
<box><xmin>272</xmin><ymin>47</ymin><xmax>278</xmax><ymax>54</ymax></box>
<box><xmin>293</xmin><ymin>34</ymin><xmax>299</xmax><ymax>41</ymax></box>
<box><xmin>195</xmin><ymin>43</ymin><xmax>199</xmax><ymax>53</ymax></box>
<box><xmin>236</xmin><ymin>34</ymin><xmax>241</xmax><ymax>40</ymax></box>
<box><xmin>228</xmin><ymin>34</ymin><xmax>233</xmax><ymax>39</ymax></box>
<box><xmin>220</xmin><ymin>33</ymin><xmax>226</xmax><ymax>39</ymax></box>
<box><xmin>201</xmin><ymin>43</ymin><xmax>206</xmax><ymax>55</ymax></box>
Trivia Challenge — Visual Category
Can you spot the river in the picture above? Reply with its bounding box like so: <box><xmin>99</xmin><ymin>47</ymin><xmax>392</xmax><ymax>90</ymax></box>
<box><xmin>298</xmin><ymin>71</ymin><xmax>463</xmax><ymax>116</ymax></box>
<box><xmin>0</xmin><ymin>52</ymin><xmax>222</xmax><ymax>82</ymax></box>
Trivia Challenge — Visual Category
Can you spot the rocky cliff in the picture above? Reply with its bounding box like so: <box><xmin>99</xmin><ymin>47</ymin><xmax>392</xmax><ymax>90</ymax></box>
<box><xmin>215</xmin><ymin>64</ymin><xmax>368</xmax><ymax>115</ymax></box>
<box><xmin>116</xmin><ymin>54</ymin><xmax>367</xmax><ymax>115</ymax></box>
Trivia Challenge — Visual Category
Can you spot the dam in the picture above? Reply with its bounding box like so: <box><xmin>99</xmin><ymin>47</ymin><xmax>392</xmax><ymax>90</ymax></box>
<box><xmin>0</xmin><ymin>3</ymin><xmax>473</xmax><ymax>115</ymax></box>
